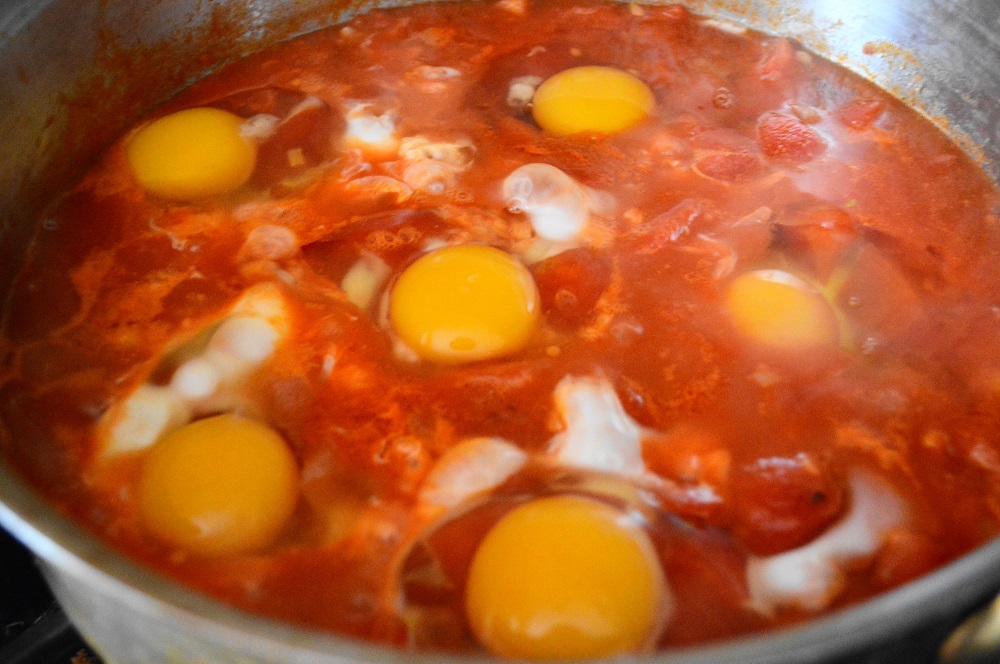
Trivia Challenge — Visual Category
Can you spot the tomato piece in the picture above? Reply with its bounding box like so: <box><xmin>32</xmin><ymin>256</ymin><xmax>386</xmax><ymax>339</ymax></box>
<box><xmin>643</xmin><ymin>424</ymin><xmax>730</xmax><ymax>488</ymax></box>
<box><xmin>755</xmin><ymin>38</ymin><xmax>797</xmax><ymax>84</ymax></box>
<box><xmin>758</xmin><ymin>112</ymin><xmax>827</xmax><ymax>163</ymax></box>
<box><xmin>835</xmin><ymin>98</ymin><xmax>885</xmax><ymax>131</ymax></box>
<box><xmin>731</xmin><ymin>454</ymin><xmax>845</xmax><ymax>555</ymax></box>
<box><xmin>627</xmin><ymin>199</ymin><xmax>704</xmax><ymax>255</ymax></box>
<box><xmin>212</xmin><ymin>87</ymin><xmax>340</xmax><ymax>188</ymax></box>
<box><xmin>778</xmin><ymin>206</ymin><xmax>860</xmax><ymax>283</ymax></box>
<box><xmin>695</xmin><ymin>152</ymin><xmax>762</xmax><ymax>182</ymax></box>
<box><xmin>531</xmin><ymin>247</ymin><xmax>612</xmax><ymax>329</ymax></box>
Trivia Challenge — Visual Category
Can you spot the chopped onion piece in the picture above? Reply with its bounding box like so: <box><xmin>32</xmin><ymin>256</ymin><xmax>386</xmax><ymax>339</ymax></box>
<box><xmin>342</xmin><ymin>253</ymin><xmax>391</xmax><ymax>310</ymax></box>
<box><xmin>286</xmin><ymin>148</ymin><xmax>306</xmax><ymax>167</ymax></box>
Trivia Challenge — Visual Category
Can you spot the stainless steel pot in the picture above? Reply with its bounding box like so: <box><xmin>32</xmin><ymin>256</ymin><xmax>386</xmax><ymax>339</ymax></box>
<box><xmin>2</xmin><ymin>1</ymin><xmax>1000</xmax><ymax>662</ymax></box>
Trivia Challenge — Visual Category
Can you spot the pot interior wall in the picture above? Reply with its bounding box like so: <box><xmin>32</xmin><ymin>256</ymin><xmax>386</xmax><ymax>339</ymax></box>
<box><xmin>1</xmin><ymin>0</ymin><xmax>998</xmax><ymax>297</ymax></box>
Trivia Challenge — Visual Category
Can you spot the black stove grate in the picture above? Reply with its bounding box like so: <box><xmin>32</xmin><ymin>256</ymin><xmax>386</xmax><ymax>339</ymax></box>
<box><xmin>1</xmin><ymin>528</ymin><xmax>100</xmax><ymax>664</ymax></box>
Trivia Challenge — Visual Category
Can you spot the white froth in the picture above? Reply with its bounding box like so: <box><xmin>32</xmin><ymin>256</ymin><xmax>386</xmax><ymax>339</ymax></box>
<box><xmin>502</xmin><ymin>163</ymin><xmax>611</xmax><ymax>243</ymax></box>
<box><xmin>746</xmin><ymin>472</ymin><xmax>906</xmax><ymax>614</ymax></box>
<box><xmin>98</xmin><ymin>286</ymin><xmax>290</xmax><ymax>458</ymax></box>
<box><xmin>419</xmin><ymin>437</ymin><xmax>529</xmax><ymax>511</ymax></box>
<box><xmin>507</xmin><ymin>75</ymin><xmax>543</xmax><ymax>107</ymax></box>
<box><xmin>344</xmin><ymin>103</ymin><xmax>398</xmax><ymax>155</ymax></box>
<box><xmin>547</xmin><ymin>375</ymin><xmax>647</xmax><ymax>477</ymax></box>
<box><xmin>105</xmin><ymin>385</ymin><xmax>192</xmax><ymax>456</ymax></box>
<box><xmin>169</xmin><ymin>357</ymin><xmax>221</xmax><ymax>400</ymax></box>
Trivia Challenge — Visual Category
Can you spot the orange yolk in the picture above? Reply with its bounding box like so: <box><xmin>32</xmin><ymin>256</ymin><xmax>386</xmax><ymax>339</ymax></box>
<box><xmin>465</xmin><ymin>495</ymin><xmax>668</xmax><ymax>660</ymax></box>
<box><xmin>137</xmin><ymin>414</ymin><xmax>299</xmax><ymax>557</ymax></box>
<box><xmin>389</xmin><ymin>245</ymin><xmax>540</xmax><ymax>363</ymax></box>
<box><xmin>724</xmin><ymin>269</ymin><xmax>839</xmax><ymax>349</ymax></box>
<box><xmin>126</xmin><ymin>107</ymin><xmax>257</xmax><ymax>201</ymax></box>
<box><xmin>532</xmin><ymin>66</ymin><xmax>655</xmax><ymax>136</ymax></box>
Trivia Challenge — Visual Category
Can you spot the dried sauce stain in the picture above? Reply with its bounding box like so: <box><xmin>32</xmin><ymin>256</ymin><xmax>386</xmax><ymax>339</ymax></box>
<box><xmin>861</xmin><ymin>40</ymin><xmax>921</xmax><ymax>66</ymax></box>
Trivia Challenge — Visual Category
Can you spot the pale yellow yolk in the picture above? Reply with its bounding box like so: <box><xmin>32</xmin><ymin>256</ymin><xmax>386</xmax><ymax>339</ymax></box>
<box><xmin>137</xmin><ymin>414</ymin><xmax>299</xmax><ymax>557</ymax></box>
<box><xmin>126</xmin><ymin>107</ymin><xmax>257</xmax><ymax>200</ymax></box>
<box><xmin>532</xmin><ymin>66</ymin><xmax>655</xmax><ymax>136</ymax></box>
<box><xmin>389</xmin><ymin>245</ymin><xmax>539</xmax><ymax>363</ymax></box>
<box><xmin>465</xmin><ymin>495</ymin><xmax>667</xmax><ymax>661</ymax></box>
<box><xmin>725</xmin><ymin>269</ymin><xmax>839</xmax><ymax>348</ymax></box>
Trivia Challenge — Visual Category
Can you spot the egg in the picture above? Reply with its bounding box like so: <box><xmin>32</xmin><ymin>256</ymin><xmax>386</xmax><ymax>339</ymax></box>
<box><xmin>126</xmin><ymin>107</ymin><xmax>257</xmax><ymax>200</ymax></box>
<box><xmin>465</xmin><ymin>495</ymin><xmax>669</xmax><ymax>660</ymax></box>
<box><xmin>724</xmin><ymin>269</ymin><xmax>839</xmax><ymax>349</ymax></box>
<box><xmin>137</xmin><ymin>414</ymin><xmax>299</xmax><ymax>556</ymax></box>
<box><xmin>389</xmin><ymin>245</ymin><xmax>540</xmax><ymax>362</ymax></box>
<box><xmin>532</xmin><ymin>66</ymin><xmax>655</xmax><ymax>136</ymax></box>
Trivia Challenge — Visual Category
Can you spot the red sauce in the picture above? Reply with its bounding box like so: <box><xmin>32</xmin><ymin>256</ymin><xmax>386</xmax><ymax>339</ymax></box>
<box><xmin>3</xmin><ymin>0</ymin><xmax>1000</xmax><ymax>654</ymax></box>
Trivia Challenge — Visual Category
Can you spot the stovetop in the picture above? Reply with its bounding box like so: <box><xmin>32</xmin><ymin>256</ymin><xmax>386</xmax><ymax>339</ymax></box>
<box><xmin>0</xmin><ymin>528</ymin><xmax>101</xmax><ymax>664</ymax></box>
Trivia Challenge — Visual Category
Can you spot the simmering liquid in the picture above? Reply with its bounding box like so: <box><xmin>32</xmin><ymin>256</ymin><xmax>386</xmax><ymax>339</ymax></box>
<box><xmin>3</xmin><ymin>0</ymin><xmax>1000</xmax><ymax>657</ymax></box>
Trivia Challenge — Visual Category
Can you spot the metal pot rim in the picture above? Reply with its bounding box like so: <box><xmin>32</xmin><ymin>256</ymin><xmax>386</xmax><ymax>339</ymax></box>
<box><xmin>3</xmin><ymin>464</ymin><xmax>999</xmax><ymax>663</ymax></box>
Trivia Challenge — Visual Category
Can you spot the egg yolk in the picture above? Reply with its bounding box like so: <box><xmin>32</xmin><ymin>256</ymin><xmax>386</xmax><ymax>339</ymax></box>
<box><xmin>532</xmin><ymin>66</ymin><xmax>655</xmax><ymax>136</ymax></box>
<box><xmin>389</xmin><ymin>245</ymin><xmax>540</xmax><ymax>363</ymax></box>
<box><xmin>126</xmin><ymin>107</ymin><xmax>257</xmax><ymax>201</ymax></box>
<box><xmin>724</xmin><ymin>269</ymin><xmax>839</xmax><ymax>348</ymax></box>
<box><xmin>137</xmin><ymin>414</ymin><xmax>299</xmax><ymax>557</ymax></box>
<box><xmin>465</xmin><ymin>495</ymin><xmax>668</xmax><ymax>660</ymax></box>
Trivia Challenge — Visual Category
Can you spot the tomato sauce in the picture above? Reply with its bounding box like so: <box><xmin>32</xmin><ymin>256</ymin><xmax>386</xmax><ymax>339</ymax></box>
<box><xmin>3</xmin><ymin>0</ymin><xmax>1000</xmax><ymax>655</ymax></box>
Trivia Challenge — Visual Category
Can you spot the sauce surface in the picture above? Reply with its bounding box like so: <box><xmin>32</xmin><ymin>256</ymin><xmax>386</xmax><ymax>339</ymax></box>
<box><xmin>4</xmin><ymin>0</ymin><xmax>1000</xmax><ymax>656</ymax></box>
